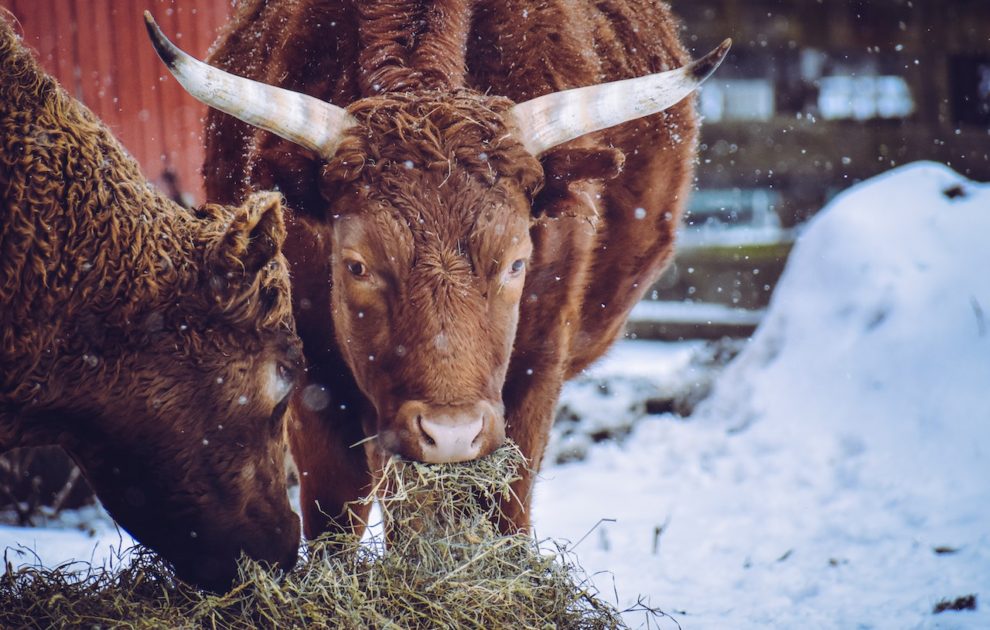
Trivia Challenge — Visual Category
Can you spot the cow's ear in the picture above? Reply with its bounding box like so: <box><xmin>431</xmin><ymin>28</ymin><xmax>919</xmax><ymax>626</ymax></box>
<box><xmin>533</xmin><ymin>147</ymin><xmax>625</xmax><ymax>216</ymax></box>
<box><xmin>249</xmin><ymin>136</ymin><xmax>329</xmax><ymax>221</ymax></box>
<box><xmin>541</xmin><ymin>146</ymin><xmax>625</xmax><ymax>186</ymax></box>
<box><xmin>213</xmin><ymin>192</ymin><xmax>286</xmax><ymax>275</ymax></box>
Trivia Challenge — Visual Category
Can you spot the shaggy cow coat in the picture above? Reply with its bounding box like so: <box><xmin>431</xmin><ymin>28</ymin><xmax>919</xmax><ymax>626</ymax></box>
<box><xmin>0</xmin><ymin>13</ymin><xmax>301</xmax><ymax>590</ymax></box>
<box><xmin>200</xmin><ymin>0</ymin><xmax>701</xmax><ymax>536</ymax></box>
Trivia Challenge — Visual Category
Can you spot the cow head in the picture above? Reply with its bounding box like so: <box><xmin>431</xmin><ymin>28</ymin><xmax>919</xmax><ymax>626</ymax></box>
<box><xmin>315</xmin><ymin>91</ymin><xmax>545</xmax><ymax>463</ymax></box>
<box><xmin>52</xmin><ymin>192</ymin><xmax>301</xmax><ymax>590</ymax></box>
<box><xmin>146</xmin><ymin>15</ymin><xmax>728</xmax><ymax>465</ymax></box>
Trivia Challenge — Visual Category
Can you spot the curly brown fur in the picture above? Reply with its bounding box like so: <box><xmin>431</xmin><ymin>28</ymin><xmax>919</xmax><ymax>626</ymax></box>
<box><xmin>0</xmin><ymin>18</ymin><xmax>294</xmax><ymax>408</ymax></box>
<box><xmin>203</xmin><ymin>0</ymin><xmax>700</xmax><ymax>538</ymax></box>
<box><xmin>325</xmin><ymin>89</ymin><xmax>542</xmax><ymax>193</ymax></box>
<box><xmin>356</xmin><ymin>0</ymin><xmax>473</xmax><ymax>92</ymax></box>
<box><xmin>0</xmin><ymin>15</ymin><xmax>301</xmax><ymax>590</ymax></box>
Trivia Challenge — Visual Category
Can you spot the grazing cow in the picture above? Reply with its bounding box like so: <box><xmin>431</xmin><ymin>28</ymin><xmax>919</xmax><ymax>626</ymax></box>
<box><xmin>147</xmin><ymin>0</ymin><xmax>727</xmax><ymax>537</ymax></box>
<box><xmin>0</xmin><ymin>14</ymin><xmax>301</xmax><ymax>590</ymax></box>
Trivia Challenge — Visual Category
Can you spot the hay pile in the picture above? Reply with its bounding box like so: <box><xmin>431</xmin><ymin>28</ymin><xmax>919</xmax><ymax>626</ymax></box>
<box><xmin>0</xmin><ymin>444</ymin><xmax>640</xmax><ymax>629</ymax></box>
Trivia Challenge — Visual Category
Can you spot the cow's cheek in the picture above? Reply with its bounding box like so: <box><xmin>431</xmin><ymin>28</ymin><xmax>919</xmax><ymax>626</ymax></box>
<box><xmin>491</xmin><ymin>284</ymin><xmax>524</xmax><ymax>353</ymax></box>
<box><xmin>338</xmin><ymin>297</ymin><xmax>393</xmax><ymax>396</ymax></box>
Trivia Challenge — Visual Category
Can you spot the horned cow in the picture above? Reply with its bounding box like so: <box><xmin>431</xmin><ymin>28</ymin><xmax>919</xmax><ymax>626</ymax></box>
<box><xmin>148</xmin><ymin>0</ymin><xmax>727</xmax><ymax>537</ymax></box>
<box><xmin>0</xmin><ymin>13</ymin><xmax>301</xmax><ymax>590</ymax></box>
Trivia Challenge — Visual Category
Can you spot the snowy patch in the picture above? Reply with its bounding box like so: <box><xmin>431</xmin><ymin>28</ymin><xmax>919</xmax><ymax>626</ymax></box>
<box><xmin>548</xmin><ymin>339</ymin><xmax>741</xmax><ymax>464</ymax></box>
<box><xmin>0</xmin><ymin>505</ymin><xmax>135</xmax><ymax>573</ymax></box>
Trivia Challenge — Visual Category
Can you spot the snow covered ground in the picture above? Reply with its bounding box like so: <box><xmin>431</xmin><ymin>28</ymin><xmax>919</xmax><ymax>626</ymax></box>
<box><xmin>536</xmin><ymin>162</ymin><xmax>990</xmax><ymax>628</ymax></box>
<box><xmin>0</xmin><ymin>505</ymin><xmax>136</xmax><ymax>575</ymax></box>
<box><xmin>2</xmin><ymin>162</ymin><xmax>987</xmax><ymax>627</ymax></box>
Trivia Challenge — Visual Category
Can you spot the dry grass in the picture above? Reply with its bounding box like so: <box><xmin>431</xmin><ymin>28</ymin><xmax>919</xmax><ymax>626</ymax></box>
<box><xmin>0</xmin><ymin>443</ymin><xmax>651</xmax><ymax>629</ymax></box>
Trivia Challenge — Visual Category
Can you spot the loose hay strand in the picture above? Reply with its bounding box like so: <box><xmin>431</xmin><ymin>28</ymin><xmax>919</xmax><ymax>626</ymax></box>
<box><xmin>0</xmin><ymin>443</ymin><xmax>644</xmax><ymax>629</ymax></box>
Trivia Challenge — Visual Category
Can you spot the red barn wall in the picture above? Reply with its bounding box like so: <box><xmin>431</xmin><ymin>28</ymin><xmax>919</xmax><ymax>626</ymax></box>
<box><xmin>2</xmin><ymin>0</ymin><xmax>232</xmax><ymax>205</ymax></box>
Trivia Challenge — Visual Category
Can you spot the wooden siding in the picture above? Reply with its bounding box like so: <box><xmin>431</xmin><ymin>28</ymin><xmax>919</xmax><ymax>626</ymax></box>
<box><xmin>2</xmin><ymin>0</ymin><xmax>232</xmax><ymax>205</ymax></box>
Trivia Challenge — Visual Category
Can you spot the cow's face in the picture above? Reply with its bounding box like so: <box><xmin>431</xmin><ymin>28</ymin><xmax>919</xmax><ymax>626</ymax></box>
<box><xmin>145</xmin><ymin>18</ymin><xmax>726</xmax><ymax>467</ymax></box>
<box><xmin>63</xmin><ymin>193</ymin><xmax>301</xmax><ymax>591</ymax></box>
<box><xmin>320</xmin><ymin>93</ymin><xmax>542</xmax><ymax>463</ymax></box>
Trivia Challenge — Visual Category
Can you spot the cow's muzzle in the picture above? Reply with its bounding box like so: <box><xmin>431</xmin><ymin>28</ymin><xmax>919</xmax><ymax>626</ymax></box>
<box><xmin>394</xmin><ymin>400</ymin><xmax>505</xmax><ymax>463</ymax></box>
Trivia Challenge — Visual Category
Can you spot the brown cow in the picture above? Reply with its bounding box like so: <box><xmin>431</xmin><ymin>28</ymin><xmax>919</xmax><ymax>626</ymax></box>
<box><xmin>147</xmin><ymin>0</ymin><xmax>727</xmax><ymax>537</ymax></box>
<box><xmin>0</xmin><ymin>14</ymin><xmax>300</xmax><ymax>590</ymax></box>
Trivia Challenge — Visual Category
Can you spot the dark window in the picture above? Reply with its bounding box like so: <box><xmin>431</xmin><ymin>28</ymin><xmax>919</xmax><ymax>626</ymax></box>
<box><xmin>950</xmin><ymin>56</ymin><xmax>990</xmax><ymax>126</ymax></box>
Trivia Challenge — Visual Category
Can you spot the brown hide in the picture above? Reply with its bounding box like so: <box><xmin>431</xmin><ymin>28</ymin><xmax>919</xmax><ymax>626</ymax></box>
<box><xmin>203</xmin><ymin>0</ymin><xmax>699</xmax><ymax>536</ymax></box>
<box><xmin>0</xmin><ymin>14</ymin><xmax>300</xmax><ymax>591</ymax></box>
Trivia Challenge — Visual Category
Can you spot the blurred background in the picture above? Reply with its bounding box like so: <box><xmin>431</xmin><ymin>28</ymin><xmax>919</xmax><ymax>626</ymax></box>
<box><xmin>1</xmin><ymin>0</ymin><xmax>988</xmax><ymax>520</ymax></box>
<box><xmin>651</xmin><ymin>0</ymin><xmax>990</xmax><ymax>327</ymax></box>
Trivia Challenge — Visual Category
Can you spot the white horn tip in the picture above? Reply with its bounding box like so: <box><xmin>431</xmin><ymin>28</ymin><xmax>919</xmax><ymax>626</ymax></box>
<box><xmin>688</xmin><ymin>38</ymin><xmax>732</xmax><ymax>84</ymax></box>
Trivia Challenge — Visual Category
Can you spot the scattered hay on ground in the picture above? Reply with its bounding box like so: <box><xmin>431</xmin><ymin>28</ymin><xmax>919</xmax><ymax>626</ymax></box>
<box><xmin>0</xmin><ymin>443</ymin><xmax>661</xmax><ymax>629</ymax></box>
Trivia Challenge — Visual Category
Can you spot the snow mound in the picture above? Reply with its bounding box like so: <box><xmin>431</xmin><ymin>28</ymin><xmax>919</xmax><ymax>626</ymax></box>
<box><xmin>701</xmin><ymin>161</ymin><xmax>990</xmax><ymax>482</ymax></box>
<box><xmin>688</xmin><ymin>161</ymin><xmax>990</xmax><ymax>625</ymax></box>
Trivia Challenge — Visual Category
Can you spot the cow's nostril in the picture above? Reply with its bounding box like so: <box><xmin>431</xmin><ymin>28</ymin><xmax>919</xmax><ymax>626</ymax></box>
<box><xmin>470</xmin><ymin>417</ymin><xmax>487</xmax><ymax>447</ymax></box>
<box><xmin>417</xmin><ymin>415</ymin><xmax>437</xmax><ymax>446</ymax></box>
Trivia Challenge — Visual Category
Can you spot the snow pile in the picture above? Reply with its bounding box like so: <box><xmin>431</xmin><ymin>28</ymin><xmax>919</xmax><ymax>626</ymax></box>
<box><xmin>535</xmin><ymin>162</ymin><xmax>990</xmax><ymax>627</ymax></box>
<box><xmin>704</xmin><ymin>161</ymin><xmax>990</xmax><ymax>449</ymax></box>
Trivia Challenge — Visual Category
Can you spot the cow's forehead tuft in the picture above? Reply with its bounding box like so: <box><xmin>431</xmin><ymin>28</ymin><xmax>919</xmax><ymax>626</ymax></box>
<box><xmin>347</xmin><ymin>167</ymin><xmax>524</xmax><ymax>233</ymax></box>
<box><xmin>349</xmin><ymin>89</ymin><xmax>514</xmax><ymax>127</ymax></box>
<box><xmin>348</xmin><ymin>92</ymin><xmax>524</xmax><ymax>162</ymax></box>
<box><xmin>325</xmin><ymin>90</ymin><xmax>543</xmax><ymax>201</ymax></box>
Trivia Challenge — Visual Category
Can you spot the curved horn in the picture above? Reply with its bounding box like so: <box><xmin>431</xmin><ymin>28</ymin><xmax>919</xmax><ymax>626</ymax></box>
<box><xmin>144</xmin><ymin>12</ymin><xmax>356</xmax><ymax>159</ymax></box>
<box><xmin>509</xmin><ymin>39</ymin><xmax>732</xmax><ymax>156</ymax></box>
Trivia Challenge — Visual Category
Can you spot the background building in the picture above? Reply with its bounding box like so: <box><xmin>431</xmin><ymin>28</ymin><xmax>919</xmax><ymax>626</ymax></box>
<box><xmin>635</xmin><ymin>0</ymin><xmax>990</xmax><ymax>316</ymax></box>
<box><xmin>672</xmin><ymin>0</ymin><xmax>990</xmax><ymax>228</ymax></box>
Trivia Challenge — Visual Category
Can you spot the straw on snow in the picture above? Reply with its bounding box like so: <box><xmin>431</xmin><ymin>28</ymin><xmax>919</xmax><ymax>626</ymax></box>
<box><xmin>0</xmin><ymin>443</ymin><xmax>635</xmax><ymax>629</ymax></box>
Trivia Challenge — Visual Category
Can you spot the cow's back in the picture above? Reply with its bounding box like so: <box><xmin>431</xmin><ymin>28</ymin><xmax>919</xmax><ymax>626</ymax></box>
<box><xmin>204</xmin><ymin>0</ymin><xmax>363</xmax><ymax>205</ymax></box>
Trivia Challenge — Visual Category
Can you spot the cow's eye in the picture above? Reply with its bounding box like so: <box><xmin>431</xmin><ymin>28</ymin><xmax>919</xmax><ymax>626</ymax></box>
<box><xmin>345</xmin><ymin>260</ymin><xmax>368</xmax><ymax>278</ymax></box>
<box><xmin>277</xmin><ymin>362</ymin><xmax>295</xmax><ymax>385</ymax></box>
<box><xmin>509</xmin><ymin>259</ymin><xmax>526</xmax><ymax>276</ymax></box>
